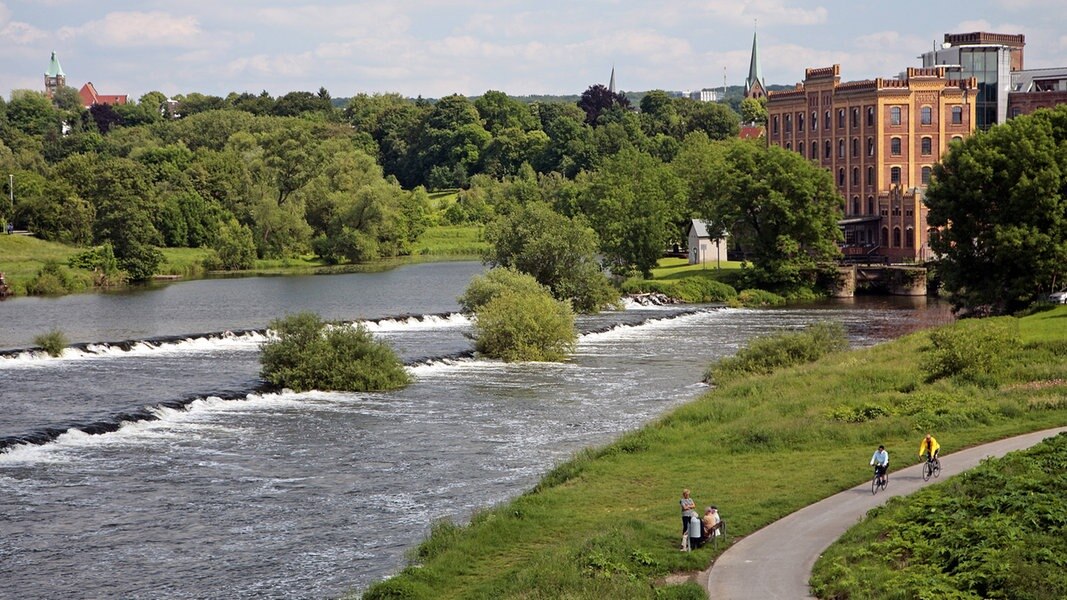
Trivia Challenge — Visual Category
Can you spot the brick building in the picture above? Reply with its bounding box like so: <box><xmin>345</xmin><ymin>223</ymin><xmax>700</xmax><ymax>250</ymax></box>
<box><xmin>1009</xmin><ymin>67</ymin><xmax>1067</xmax><ymax>117</ymax></box>
<box><xmin>766</xmin><ymin>65</ymin><xmax>976</xmax><ymax>263</ymax></box>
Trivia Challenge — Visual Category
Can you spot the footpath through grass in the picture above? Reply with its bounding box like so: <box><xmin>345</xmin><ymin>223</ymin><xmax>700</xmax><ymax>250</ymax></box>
<box><xmin>359</xmin><ymin>306</ymin><xmax>1067</xmax><ymax>599</ymax></box>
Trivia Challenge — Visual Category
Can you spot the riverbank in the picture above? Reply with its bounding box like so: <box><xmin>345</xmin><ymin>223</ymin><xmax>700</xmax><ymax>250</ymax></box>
<box><xmin>358</xmin><ymin>306</ymin><xmax>1067</xmax><ymax>599</ymax></box>
<box><xmin>0</xmin><ymin>225</ymin><xmax>487</xmax><ymax>298</ymax></box>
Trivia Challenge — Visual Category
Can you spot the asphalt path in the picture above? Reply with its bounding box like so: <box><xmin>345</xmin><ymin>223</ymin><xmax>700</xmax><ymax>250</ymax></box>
<box><xmin>703</xmin><ymin>426</ymin><xmax>1067</xmax><ymax>599</ymax></box>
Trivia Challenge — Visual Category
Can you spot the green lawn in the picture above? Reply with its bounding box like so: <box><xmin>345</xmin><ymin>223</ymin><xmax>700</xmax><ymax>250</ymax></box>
<box><xmin>412</xmin><ymin>224</ymin><xmax>487</xmax><ymax>257</ymax></box>
<box><xmin>359</xmin><ymin>307</ymin><xmax>1067</xmax><ymax>599</ymax></box>
<box><xmin>650</xmin><ymin>256</ymin><xmax>743</xmax><ymax>280</ymax></box>
<box><xmin>0</xmin><ymin>234</ymin><xmax>81</xmax><ymax>292</ymax></box>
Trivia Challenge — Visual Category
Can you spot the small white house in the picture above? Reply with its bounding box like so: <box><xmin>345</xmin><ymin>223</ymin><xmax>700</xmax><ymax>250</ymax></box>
<box><xmin>686</xmin><ymin>219</ymin><xmax>728</xmax><ymax>267</ymax></box>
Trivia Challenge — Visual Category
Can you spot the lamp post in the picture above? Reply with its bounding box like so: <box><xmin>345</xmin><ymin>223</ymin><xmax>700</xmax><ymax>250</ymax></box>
<box><xmin>7</xmin><ymin>174</ymin><xmax>12</xmax><ymax>227</ymax></box>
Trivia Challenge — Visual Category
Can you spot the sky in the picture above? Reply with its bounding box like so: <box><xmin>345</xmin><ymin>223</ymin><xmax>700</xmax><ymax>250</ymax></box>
<box><xmin>3</xmin><ymin>0</ymin><xmax>1067</xmax><ymax>102</ymax></box>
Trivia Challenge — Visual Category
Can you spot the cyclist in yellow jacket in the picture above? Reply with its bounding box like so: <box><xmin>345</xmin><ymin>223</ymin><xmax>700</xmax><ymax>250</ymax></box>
<box><xmin>919</xmin><ymin>433</ymin><xmax>940</xmax><ymax>462</ymax></box>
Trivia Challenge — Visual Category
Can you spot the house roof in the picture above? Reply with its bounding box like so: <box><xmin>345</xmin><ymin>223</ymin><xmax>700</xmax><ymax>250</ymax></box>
<box><xmin>79</xmin><ymin>82</ymin><xmax>129</xmax><ymax>107</ymax></box>
<box><xmin>687</xmin><ymin>218</ymin><xmax>727</xmax><ymax>239</ymax></box>
<box><xmin>739</xmin><ymin>125</ymin><xmax>765</xmax><ymax>139</ymax></box>
<box><xmin>45</xmin><ymin>51</ymin><xmax>64</xmax><ymax>77</ymax></box>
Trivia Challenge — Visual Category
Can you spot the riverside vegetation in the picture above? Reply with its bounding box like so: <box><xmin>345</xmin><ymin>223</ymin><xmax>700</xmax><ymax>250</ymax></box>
<box><xmin>358</xmin><ymin>306</ymin><xmax>1067</xmax><ymax>599</ymax></box>
<box><xmin>811</xmin><ymin>432</ymin><xmax>1067</xmax><ymax>600</ymax></box>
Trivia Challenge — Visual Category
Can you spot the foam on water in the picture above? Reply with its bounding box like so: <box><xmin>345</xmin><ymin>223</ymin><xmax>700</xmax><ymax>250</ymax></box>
<box><xmin>361</xmin><ymin>313</ymin><xmax>470</xmax><ymax>332</ymax></box>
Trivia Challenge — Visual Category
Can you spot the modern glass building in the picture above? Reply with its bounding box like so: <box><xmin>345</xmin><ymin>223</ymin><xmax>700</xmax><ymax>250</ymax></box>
<box><xmin>920</xmin><ymin>32</ymin><xmax>1024</xmax><ymax>130</ymax></box>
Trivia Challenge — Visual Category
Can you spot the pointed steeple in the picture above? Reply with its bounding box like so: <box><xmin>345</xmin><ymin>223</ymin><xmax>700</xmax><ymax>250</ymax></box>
<box><xmin>744</xmin><ymin>26</ymin><xmax>766</xmax><ymax>100</ymax></box>
<box><xmin>45</xmin><ymin>51</ymin><xmax>65</xmax><ymax>77</ymax></box>
<box><xmin>608</xmin><ymin>65</ymin><xmax>616</xmax><ymax>94</ymax></box>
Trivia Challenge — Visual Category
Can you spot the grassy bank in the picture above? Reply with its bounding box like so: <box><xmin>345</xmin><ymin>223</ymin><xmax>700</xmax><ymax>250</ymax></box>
<box><xmin>359</xmin><ymin>307</ymin><xmax>1067</xmax><ymax>599</ymax></box>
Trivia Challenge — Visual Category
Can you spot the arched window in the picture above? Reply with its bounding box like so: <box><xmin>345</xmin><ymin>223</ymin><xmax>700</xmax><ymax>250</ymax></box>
<box><xmin>852</xmin><ymin>197</ymin><xmax>860</xmax><ymax>215</ymax></box>
<box><xmin>952</xmin><ymin>106</ymin><xmax>963</xmax><ymax>124</ymax></box>
<box><xmin>891</xmin><ymin>166</ymin><xmax>901</xmax><ymax>185</ymax></box>
<box><xmin>851</xmin><ymin>167</ymin><xmax>859</xmax><ymax>186</ymax></box>
<box><xmin>785</xmin><ymin>142</ymin><xmax>792</xmax><ymax>150</ymax></box>
<box><xmin>838</xmin><ymin>139</ymin><xmax>845</xmax><ymax>158</ymax></box>
<box><xmin>785</xmin><ymin>114</ymin><xmax>792</xmax><ymax>131</ymax></box>
<box><xmin>867</xmin><ymin>196</ymin><xmax>875</xmax><ymax>214</ymax></box>
<box><xmin>824</xmin><ymin>110</ymin><xmax>831</xmax><ymax>130</ymax></box>
<box><xmin>866</xmin><ymin>106</ymin><xmax>875</xmax><ymax>127</ymax></box>
<box><xmin>867</xmin><ymin>137</ymin><xmax>875</xmax><ymax>157</ymax></box>
<box><xmin>893</xmin><ymin>227</ymin><xmax>901</xmax><ymax>247</ymax></box>
<box><xmin>881</xmin><ymin>227</ymin><xmax>889</xmax><ymax>246</ymax></box>
<box><xmin>798</xmin><ymin>141</ymin><xmax>804</xmax><ymax>156</ymax></box>
<box><xmin>838</xmin><ymin>109</ymin><xmax>845</xmax><ymax>129</ymax></box>
<box><xmin>812</xmin><ymin>111</ymin><xmax>817</xmax><ymax>131</ymax></box>
<box><xmin>921</xmin><ymin>166</ymin><xmax>932</xmax><ymax>185</ymax></box>
<box><xmin>772</xmin><ymin>115</ymin><xmax>779</xmax><ymax>134</ymax></box>
<box><xmin>824</xmin><ymin>140</ymin><xmax>831</xmax><ymax>159</ymax></box>
<box><xmin>867</xmin><ymin>166</ymin><xmax>874</xmax><ymax>186</ymax></box>
<box><xmin>851</xmin><ymin>138</ymin><xmax>858</xmax><ymax>157</ymax></box>
<box><xmin>811</xmin><ymin>143</ymin><xmax>817</xmax><ymax>160</ymax></box>
<box><xmin>890</xmin><ymin>106</ymin><xmax>901</xmax><ymax>125</ymax></box>
<box><xmin>921</xmin><ymin>106</ymin><xmax>932</xmax><ymax>125</ymax></box>
<box><xmin>921</xmin><ymin>137</ymin><xmax>932</xmax><ymax>155</ymax></box>
<box><xmin>851</xmin><ymin>107</ymin><xmax>859</xmax><ymax>128</ymax></box>
<box><xmin>890</xmin><ymin>138</ymin><xmax>901</xmax><ymax>155</ymax></box>
<box><xmin>797</xmin><ymin>112</ymin><xmax>804</xmax><ymax>131</ymax></box>
<box><xmin>905</xmin><ymin>227</ymin><xmax>914</xmax><ymax>248</ymax></box>
<box><xmin>838</xmin><ymin>168</ymin><xmax>845</xmax><ymax>186</ymax></box>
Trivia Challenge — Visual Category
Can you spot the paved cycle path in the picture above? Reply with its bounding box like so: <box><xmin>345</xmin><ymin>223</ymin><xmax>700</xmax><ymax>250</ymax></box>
<box><xmin>703</xmin><ymin>426</ymin><xmax>1067</xmax><ymax>599</ymax></box>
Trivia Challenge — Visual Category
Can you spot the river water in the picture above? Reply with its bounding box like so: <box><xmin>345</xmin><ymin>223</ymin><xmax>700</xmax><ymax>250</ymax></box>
<box><xmin>0</xmin><ymin>262</ymin><xmax>952</xmax><ymax>599</ymax></box>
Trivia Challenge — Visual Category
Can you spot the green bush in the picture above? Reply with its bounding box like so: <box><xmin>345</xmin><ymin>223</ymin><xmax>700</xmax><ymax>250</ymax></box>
<box><xmin>620</xmin><ymin>277</ymin><xmax>737</xmax><ymax>304</ymax></box>
<box><xmin>731</xmin><ymin>288</ymin><xmax>786</xmax><ymax>307</ymax></box>
<box><xmin>33</xmin><ymin>329</ymin><xmax>68</xmax><ymax>357</ymax></box>
<box><xmin>205</xmin><ymin>217</ymin><xmax>257</xmax><ymax>271</ymax></box>
<box><xmin>473</xmin><ymin>288</ymin><xmax>577</xmax><ymax>362</ymax></box>
<box><xmin>458</xmin><ymin>267</ymin><xmax>548</xmax><ymax>314</ymax></box>
<box><xmin>920</xmin><ymin>317</ymin><xmax>1020</xmax><ymax>386</ymax></box>
<box><xmin>26</xmin><ymin>260</ymin><xmax>91</xmax><ymax>295</ymax></box>
<box><xmin>705</xmin><ymin>322</ymin><xmax>848</xmax><ymax>385</ymax></box>
<box><xmin>260</xmin><ymin>312</ymin><xmax>410</xmax><ymax>392</ymax></box>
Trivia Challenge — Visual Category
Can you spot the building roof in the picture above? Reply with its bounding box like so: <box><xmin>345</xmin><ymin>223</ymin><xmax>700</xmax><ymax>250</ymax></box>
<box><xmin>739</xmin><ymin>125</ymin><xmax>765</xmax><ymax>139</ymax></box>
<box><xmin>686</xmin><ymin>219</ymin><xmax>727</xmax><ymax>239</ymax></box>
<box><xmin>79</xmin><ymin>82</ymin><xmax>129</xmax><ymax>107</ymax></box>
<box><xmin>45</xmin><ymin>51</ymin><xmax>64</xmax><ymax>77</ymax></box>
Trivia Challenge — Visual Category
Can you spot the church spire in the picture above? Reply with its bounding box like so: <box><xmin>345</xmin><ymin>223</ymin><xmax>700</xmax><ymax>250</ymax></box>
<box><xmin>44</xmin><ymin>50</ymin><xmax>66</xmax><ymax>98</ymax></box>
<box><xmin>744</xmin><ymin>25</ymin><xmax>766</xmax><ymax>100</ymax></box>
<box><xmin>608</xmin><ymin>65</ymin><xmax>616</xmax><ymax>94</ymax></box>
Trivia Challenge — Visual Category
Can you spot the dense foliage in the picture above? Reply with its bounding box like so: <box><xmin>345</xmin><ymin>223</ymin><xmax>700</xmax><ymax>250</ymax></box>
<box><xmin>462</xmin><ymin>269</ymin><xmax>577</xmax><ymax>362</ymax></box>
<box><xmin>260</xmin><ymin>312</ymin><xmax>410</xmax><ymax>392</ymax></box>
<box><xmin>704</xmin><ymin>322</ymin><xmax>848</xmax><ymax>385</ymax></box>
<box><xmin>812</xmin><ymin>433</ymin><xmax>1067</xmax><ymax>600</ymax></box>
<box><xmin>920</xmin><ymin>317</ymin><xmax>1021</xmax><ymax>387</ymax></box>
<box><xmin>926</xmin><ymin>105</ymin><xmax>1067</xmax><ymax>315</ymax></box>
<box><xmin>33</xmin><ymin>328</ymin><xmax>68</xmax><ymax>357</ymax></box>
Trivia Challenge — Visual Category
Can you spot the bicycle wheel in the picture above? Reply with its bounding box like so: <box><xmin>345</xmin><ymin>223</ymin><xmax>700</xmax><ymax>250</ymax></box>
<box><xmin>881</xmin><ymin>473</ymin><xmax>888</xmax><ymax>491</ymax></box>
<box><xmin>872</xmin><ymin>475</ymin><xmax>878</xmax><ymax>494</ymax></box>
<box><xmin>923</xmin><ymin>461</ymin><xmax>932</xmax><ymax>481</ymax></box>
<box><xmin>933</xmin><ymin>458</ymin><xmax>942</xmax><ymax>478</ymax></box>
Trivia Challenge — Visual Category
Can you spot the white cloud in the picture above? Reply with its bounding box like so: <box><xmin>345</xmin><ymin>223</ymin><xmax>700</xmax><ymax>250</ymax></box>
<box><xmin>254</xmin><ymin>4</ymin><xmax>411</xmax><ymax>39</ymax></box>
<box><xmin>58</xmin><ymin>11</ymin><xmax>204</xmax><ymax>48</ymax></box>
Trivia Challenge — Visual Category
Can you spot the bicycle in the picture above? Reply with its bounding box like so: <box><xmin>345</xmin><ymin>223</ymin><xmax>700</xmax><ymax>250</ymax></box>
<box><xmin>871</xmin><ymin>467</ymin><xmax>888</xmax><ymax>494</ymax></box>
<box><xmin>922</xmin><ymin>455</ymin><xmax>942</xmax><ymax>481</ymax></box>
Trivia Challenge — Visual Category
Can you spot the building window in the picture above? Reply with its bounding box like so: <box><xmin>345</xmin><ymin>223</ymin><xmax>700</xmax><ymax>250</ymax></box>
<box><xmin>785</xmin><ymin>142</ymin><xmax>792</xmax><ymax>150</ymax></box>
<box><xmin>893</xmin><ymin>227</ymin><xmax>901</xmax><ymax>248</ymax></box>
<box><xmin>838</xmin><ymin>109</ymin><xmax>845</xmax><ymax>129</ymax></box>
<box><xmin>921</xmin><ymin>166</ymin><xmax>932</xmax><ymax>185</ymax></box>
<box><xmin>921</xmin><ymin>106</ymin><xmax>932</xmax><ymax>125</ymax></box>
<box><xmin>866</xmin><ymin>106</ymin><xmax>874</xmax><ymax>127</ymax></box>
<box><xmin>824</xmin><ymin>110</ymin><xmax>831</xmax><ymax>130</ymax></box>
<box><xmin>851</xmin><ymin>167</ymin><xmax>859</xmax><ymax>186</ymax></box>
<box><xmin>867</xmin><ymin>137</ymin><xmax>874</xmax><ymax>157</ymax></box>
<box><xmin>921</xmin><ymin>137</ymin><xmax>932</xmax><ymax>155</ymax></box>
<box><xmin>952</xmin><ymin>135</ymin><xmax>963</xmax><ymax>143</ymax></box>
<box><xmin>890</xmin><ymin>137</ymin><xmax>901</xmax><ymax>155</ymax></box>
<box><xmin>851</xmin><ymin>108</ymin><xmax>858</xmax><ymax>129</ymax></box>
<box><xmin>952</xmin><ymin>106</ymin><xmax>963</xmax><ymax>124</ymax></box>
<box><xmin>891</xmin><ymin>166</ymin><xmax>901</xmax><ymax>185</ymax></box>
<box><xmin>851</xmin><ymin>138</ymin><xmax>858</xmax><ymax>157</ymax></box>
<box><xmin>772</xmin><ymin>115</ymin><xmax>779</xmax><ymax>134</ymax></box>
<box><xmin>905</xmin><ymin>228</ymin><xmax>914</xmax><ymax>248</ymax></box>
<box><xmin>811</xmin><ymin>143</ymin><xmax>817</xmax><ymax>160</ymax></box>
<box><xmin>881</xmin><ymin>227</ymin><xmax>889</xmax><ymax>246</ymax></box>
<box><xmin>797</xmin><ymin>113</ymin><xmax>804</xmax><ymax>131</ymax></box>
<box><xmin>825</xmin><ymin>140</ymin><xmax>831</xmax><ymax>159</ymax></box>
<box><xmin>852</xmin><ymin>197</ymin><xmax>860</xmax><ymax>215</ymax></box>
<box><xmin>838</xmin><ymin>139</ymin><xmax>845</xmax><ymax>158</ymax></box>
<box><xmin>838</xmin><ymin>168</ymin><xmax>845</xmax><ymax>186</ymax></box>
<box><xmin>798</xmin><ymin>141</ymin><xmax>804</xmax><ymax>156</ymax></box>
<box><xmin>890</xmin><ymin>106</ymin><xmax>901</xmax><ymax>125</ymax></box>
<box><xmin>867</xmin><ymin>196</ymin><xmax>874</xmax><ymax>214</ymax></box>
<box><xmin>812</xmin><ymin>111</ymin><xmax>817</xmax><ymax>131</ymax></box>
<box><xmin>867</xmin><ymin>166</ymin><xmax>874</xmax><ymax>186</ymax></box>
<box><xmin>785</xmin><ymin>114</ymin><xmax>792</xmax><ymax>132</ymax></box>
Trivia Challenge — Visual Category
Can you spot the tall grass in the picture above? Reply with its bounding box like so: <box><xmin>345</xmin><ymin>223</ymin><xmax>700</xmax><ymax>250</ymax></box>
<box><xmin>357</xmin><ymin>307</ymin><xmax>1067</xmax><ymax>599</ymax></box>
<box><xmin>413</xmin><ymin>224</ymin><xmax>487</xmax><ymax>257</ymax></box>
<box><xmin>33</xmin><ymin>329</ymin><xmax>68</xmax><ymax>357</ymax></box>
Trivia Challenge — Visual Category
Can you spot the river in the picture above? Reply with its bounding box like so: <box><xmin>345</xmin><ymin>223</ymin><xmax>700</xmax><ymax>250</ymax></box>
<box><xmin>0</xmin><ymin>262</ymin><xmax>952</xmax><ymax>599</ymax></box>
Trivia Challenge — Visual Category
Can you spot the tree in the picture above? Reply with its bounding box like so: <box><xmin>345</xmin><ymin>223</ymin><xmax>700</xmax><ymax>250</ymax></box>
<box><xmin>208</xmin><ymin>217</ymin><xmax>257</xmax><ymax>270</ymax></box>
<box><xmin>926</xmin><ymin>105</ymin><xmax>1067</xmax><ymax>315</ymax></box>
<box><xmin>462</xmin><ymin>270</ymin><xmax>578</xmax><ymax>362</ymax></box>
<box><xmin>581</xmin><ymin>148</ymin><xmax>686</xmax><ymax>277</ymax></box>
<box><xmin>578</xmin><ymin>84</ymin><xmax>630</xmax><ymax>126</ymax></box>
<box><xmin>740</xmin><ymin>97</ymin><xmax>768</xmax><ymax>126</ymax></box>
<box><xmin>260</xmin><ymin>312</ymin><xmax>411</xmax><ymax>392</ymax></box>
<box><xmin>678</xmin><ymin>99</ymin><xmax>740</xmax><ymax>140</ymax></box>
<box><xmin>484</xmin><ymin>202</ymin><xmax>619</xmax><ymax>313</ymax></box>
<box><xmin>712</xmin><ymin>140</ymin><xmax>843</xmax><ymax>291</ymax></box>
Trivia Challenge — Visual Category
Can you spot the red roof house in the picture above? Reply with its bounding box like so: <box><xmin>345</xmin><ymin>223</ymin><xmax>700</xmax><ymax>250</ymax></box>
<box><xmin>79</xmin><ymin>82</ymin><xmax>128</xmax><ymax>108</ymax></box>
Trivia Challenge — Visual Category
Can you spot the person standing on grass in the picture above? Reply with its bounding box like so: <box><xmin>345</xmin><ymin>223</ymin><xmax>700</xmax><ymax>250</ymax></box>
<box><xmin>680</xmin><ymin>488</ymin><xmax>697</xmax><ymax>549</ymax></box>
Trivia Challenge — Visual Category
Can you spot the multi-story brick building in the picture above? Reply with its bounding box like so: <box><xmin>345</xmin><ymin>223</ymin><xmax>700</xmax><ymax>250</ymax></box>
<box><xmin>766</xmin><ymin>65</ymin><xmax>976</xmax><ymax>263</ymax></box>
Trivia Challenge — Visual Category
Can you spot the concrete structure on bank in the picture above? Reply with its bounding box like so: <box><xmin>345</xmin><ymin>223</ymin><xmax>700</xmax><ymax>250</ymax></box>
<box><xmin>766</xmin><ymin>65</ymin><xmax>976</xmax><ymax>263</ymax></box>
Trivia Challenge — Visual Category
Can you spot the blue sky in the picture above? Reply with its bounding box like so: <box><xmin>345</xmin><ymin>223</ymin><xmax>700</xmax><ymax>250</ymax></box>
<box><xmin>3</xmin><ymin>0</ymin><xmax>1066</xmax><ymax>101</ymax></box>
